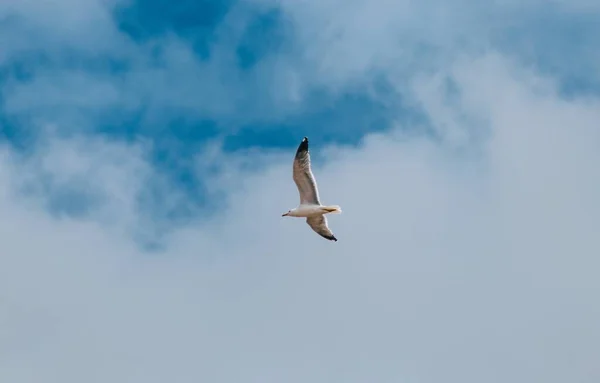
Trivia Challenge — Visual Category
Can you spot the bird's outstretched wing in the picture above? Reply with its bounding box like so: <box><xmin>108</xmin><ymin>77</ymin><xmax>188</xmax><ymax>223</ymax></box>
<box><xmin>293</xmin><ymin>137</ymin><xmax>320</xmax><ymax>205</ymax></box>
<box><xmin>306</xmin><ymin>215</ymin><xmax>337</xmax><ymax>241</ymax></box>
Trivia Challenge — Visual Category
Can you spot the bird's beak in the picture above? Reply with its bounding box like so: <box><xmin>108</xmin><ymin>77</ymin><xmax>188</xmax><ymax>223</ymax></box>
<box><xmin>282</xmin><ymin>212</ymin><xmax>288</xmax><ymax>217</ymax></box>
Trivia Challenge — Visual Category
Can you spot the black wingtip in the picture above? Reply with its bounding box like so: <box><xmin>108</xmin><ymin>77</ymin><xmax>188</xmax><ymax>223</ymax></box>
<box><xmin>296</xmin><ymin>136</ymin><xmax>309</xmax><ymax>154</ymax></box>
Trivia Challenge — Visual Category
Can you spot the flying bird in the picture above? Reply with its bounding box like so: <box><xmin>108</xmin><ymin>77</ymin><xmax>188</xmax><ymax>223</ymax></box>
<box><xmin>282</xmin><ymin>137</ymin><xmax>342</xmax><ymax>241</ymax></box>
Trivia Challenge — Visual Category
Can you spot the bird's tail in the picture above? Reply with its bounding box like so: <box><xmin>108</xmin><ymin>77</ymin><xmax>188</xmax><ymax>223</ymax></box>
<box><xmin>323</xmin><ymin>205</ymin><xmax>342</xmax><ymax>214</ymax></box>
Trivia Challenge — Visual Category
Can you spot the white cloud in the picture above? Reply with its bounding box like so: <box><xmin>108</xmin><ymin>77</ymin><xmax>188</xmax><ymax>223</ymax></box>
<box><xmin>250</xmin><ymin>0</ymin><xmax>600</xmax><ymax>99</ymax></box>
<box><xmin>0</xmin><ymin>0</ymin><xmax>130</xmax><ymax>60</ymax></box>
<box><xmin>1</xmin><ymin>53</ymin><xmax>599</xmax><ymax>382</ymax></box>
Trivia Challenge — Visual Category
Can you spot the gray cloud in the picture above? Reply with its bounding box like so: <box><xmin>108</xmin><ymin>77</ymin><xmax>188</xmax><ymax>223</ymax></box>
<box><xmin>1</xmin><ymin>54</ymin><xmax>599</xmax><ymax>382</ymax></box>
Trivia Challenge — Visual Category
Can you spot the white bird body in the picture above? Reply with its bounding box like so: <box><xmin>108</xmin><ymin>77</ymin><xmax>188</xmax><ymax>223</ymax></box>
<box><xmin>282</xmin><ymin>137</ymin><xmax>342</xmax><ymax>241</ymax></box>
<box><xmin>284</xmin><ymin>204</ymin><xmax>342</xmax><ymax>218</ymax></box>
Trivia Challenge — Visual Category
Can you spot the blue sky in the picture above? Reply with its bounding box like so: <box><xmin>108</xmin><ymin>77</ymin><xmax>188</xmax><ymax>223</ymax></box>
<box><xmin>2</xmin><ymin>0</ymin><xmax>599</xmax><ymax>234</ymax></box>
<box><xmin>1</xmin><ymin>0</ymin><xmax>417</xmax><ymax>232</ymax></box>
<box><xmin>1</xmin><ymin>0</ymin><xmax>600</xmax><ymax>382</ymax></box>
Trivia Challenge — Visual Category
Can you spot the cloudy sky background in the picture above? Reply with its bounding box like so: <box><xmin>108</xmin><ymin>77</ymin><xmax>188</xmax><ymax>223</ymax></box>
<box><xmin>1</xmin><ymin>0</ymin><xmax>600</xmax><ymax>382</ymax></box>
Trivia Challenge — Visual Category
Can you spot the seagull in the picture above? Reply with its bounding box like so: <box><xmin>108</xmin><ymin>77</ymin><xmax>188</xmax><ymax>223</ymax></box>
<box><xmin>282</xmin><ymin>137</ymin><xmax>342</xmax><ymax>241</ymax></box>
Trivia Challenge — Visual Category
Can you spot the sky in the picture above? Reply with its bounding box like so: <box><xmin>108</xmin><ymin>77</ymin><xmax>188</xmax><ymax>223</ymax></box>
<box><xmin>1</xmin><ymin>0</ymin><xmax>600</xmax><ymax>382</ymax></box>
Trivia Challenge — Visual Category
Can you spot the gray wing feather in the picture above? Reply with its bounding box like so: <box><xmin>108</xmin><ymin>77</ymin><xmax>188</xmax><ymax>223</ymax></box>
<box><xmin>306</xmin><ymin>216</ymin><xmax>337</xmax><ymax>241</ymax></box>
<box><xmin>293</xmin><ymin>137</ymin><xmax>320</xmax><ymax>205</ymax></box>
